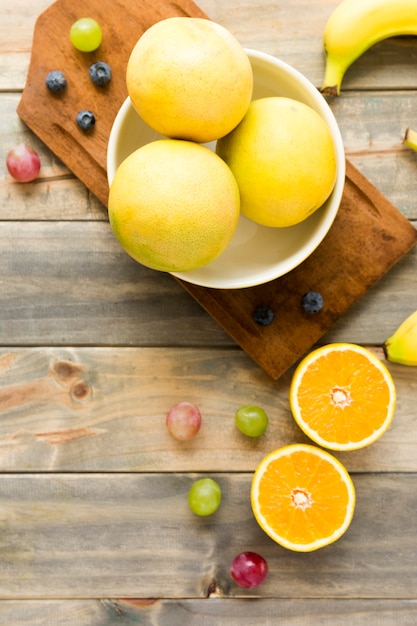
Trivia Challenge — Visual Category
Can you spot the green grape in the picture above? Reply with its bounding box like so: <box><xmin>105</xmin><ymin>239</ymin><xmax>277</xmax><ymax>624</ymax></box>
<box><xmin>188</xmin><ymin>478</ymin><xmax>221</xmax><ymax>516</ymax></box>
<box><xmin>235</xmin><ymin>405</ymin><xmax>269</xmax><ymax>437</ymax></box>
<box><xmin>70</xmin><ymin>18</ymin><xmax>102</xmax><ymax>52</ymax></box>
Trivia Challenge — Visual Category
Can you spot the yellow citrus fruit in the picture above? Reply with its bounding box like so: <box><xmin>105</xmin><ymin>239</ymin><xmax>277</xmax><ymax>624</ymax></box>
<box><xmin>107</xmin><ymin>139</ymin><xmax>240</xmax><ymax>272</ymax></box>
<box><xmin>251</xmin><ymin>443</ymin><xmax>356</xmax><ymax>552</ymax></box>
<box><xmin>126</xmin><ymin>17</ymin><xmax>253</xmax><ymax>143</ymax></box>
<box><xmin>289</xmin><ymin>343</ymin><xmax>396</xmax><ymax>451</ymax></box>
<box><xmin>216</xmin><ymin>97</ymin><xmax>337</xmax><ymax>227</ymax></box>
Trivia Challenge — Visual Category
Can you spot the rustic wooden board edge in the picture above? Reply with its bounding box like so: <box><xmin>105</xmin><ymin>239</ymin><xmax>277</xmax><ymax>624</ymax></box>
<box><xmin>16</xmin><ymin>0</ymin><xmax>209</xmax><ymax>207</ymax></box>
<box><xmin>179</xmin><ymin>159</ymin><xmax>417</xmax><ymax>378</ymax></box>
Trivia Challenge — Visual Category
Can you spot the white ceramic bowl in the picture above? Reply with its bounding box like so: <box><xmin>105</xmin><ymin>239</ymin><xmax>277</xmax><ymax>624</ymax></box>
<box><xmin>107</xmin><ymin>49</ymin><xmax>345</xmax><ymax>289</ymax></box>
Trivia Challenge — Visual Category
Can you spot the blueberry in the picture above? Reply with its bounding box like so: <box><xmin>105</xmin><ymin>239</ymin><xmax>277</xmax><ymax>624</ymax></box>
<box><xmin>89</xmin><ymin>61</ymin><xmax>112</xmax><ymax>86</ymax></box>
<box><xmin>253</xmin><ymin>305</ymin><xmax>275</xmax><ymax>326</ymax></box>
<box><xmin>76</xmin><ymin>110</ymin><xmax>96</xmax><ymax>131</ymax></box>
<box><xmin>45</xmin><ymin>70</ymin><xmax>67</xmax><ymax>93</ymax></box>
<box><xmin>301</xmin><ymin>291</ymin><xmax>324</xmax><ymax>314</ymax></box>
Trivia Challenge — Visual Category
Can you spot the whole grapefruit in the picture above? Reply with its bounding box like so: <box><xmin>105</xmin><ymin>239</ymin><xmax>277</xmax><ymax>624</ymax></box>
<box><xmin>108</xmin><ymin>139</ymin><xmax>240</xmax><ymax>272</ymax></box>
<box><xmin>216</xmin><ymin>97</ymin><xmax>337</xmax><ymax>227</ymax></box>
<box><xmin>126</xmin><ymin>17</ymin><xmax>253</xmax><ymax>143</ymax></box>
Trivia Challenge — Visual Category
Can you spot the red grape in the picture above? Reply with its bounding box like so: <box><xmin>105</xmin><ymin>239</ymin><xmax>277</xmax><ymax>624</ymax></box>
<box><xmin>6</xmin><ymin>143</ymin><xmax>41</xmax><ymax>182</ymax></box>
<box><xmin>230</xmin><ymin>551</ymin><xmax>268</xmax><ymax>588</ymax></box>
<box><xmin>166</xmin><ymin>401</ymin><xmax>202</xmax><ymax>440</ymax></box>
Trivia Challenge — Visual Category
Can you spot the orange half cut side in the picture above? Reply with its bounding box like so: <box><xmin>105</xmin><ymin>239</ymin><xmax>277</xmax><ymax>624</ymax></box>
<box><xmin>289</xmin><ymin>343</ymin><xmax>396</xmax><ymax>451</ymax></box>
<box><xmin>251</xmin><ymin>443</ymin><xmax>356</xmax><ymax>552</ymax></box>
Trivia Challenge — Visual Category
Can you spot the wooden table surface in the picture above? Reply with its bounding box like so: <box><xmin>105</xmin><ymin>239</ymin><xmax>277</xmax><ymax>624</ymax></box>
<box><xmin>1</xmin><ymin>0</ymin><xmax>417</xmax><ymax>624</ymax></box>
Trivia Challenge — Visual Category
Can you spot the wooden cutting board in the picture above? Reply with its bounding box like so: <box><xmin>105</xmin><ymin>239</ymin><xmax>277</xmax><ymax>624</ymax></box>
<box><xmin>17</xmin><ymin>0</ymin><xmax>208</xmax><ymax>205</ymax></box>
<box><xmin>18</xmin><ymin>0</ymin><xmax>417</xmax><ymax>379</ymax></box>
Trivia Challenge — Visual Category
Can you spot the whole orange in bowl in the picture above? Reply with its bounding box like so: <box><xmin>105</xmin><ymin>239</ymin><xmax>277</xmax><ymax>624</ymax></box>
<box><xmin>289</xmin><ymin>343</ymin><xmax>396</xmax><ymax>451</ymax></box>
<box><xmin>251</xmin><ymin>443</ymin><xmax>356</xmax><ymax>552</ymax></box>
<box><xmin>126</xmin><ymin>17</ymin><xmax>253</xmax><ymax>143</ymax></box>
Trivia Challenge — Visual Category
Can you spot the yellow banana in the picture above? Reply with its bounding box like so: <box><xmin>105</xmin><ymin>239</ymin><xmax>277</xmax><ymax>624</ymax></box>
<box><xmin>321</xmin><ymin>0</ymin><xmax>417</xmax><ymax>96</ymax></box>
<box><xmin>403</xmin><ymin>127</ymin><xmax>417</xmax><ymax>151</ymax></box>
<box><xmin>383</xmin><ymin>310</ymin><xmax>417</xmax><ymax>366</ymax></box>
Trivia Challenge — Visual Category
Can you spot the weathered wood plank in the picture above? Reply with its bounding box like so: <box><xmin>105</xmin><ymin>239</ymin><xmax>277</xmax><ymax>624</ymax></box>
<box><xmin>0</xmin><ymin>0</ymin><xmax>51</xmax><ymax>90</ymax></box>
<box><xmin>16</xmin><ymin>0</ymin><xmax>209</xmax><ymax>207</ymax></box>
<box><xmin>0</xmin><ymin>221</ymin><xmax>415</xmax><ymax>347</ymax></box>
<box><xmin>322</xmin><ymin>244</ymin><xmax>417</xmax><ymax>344</ymax></box>
<box><xmin>0</xmin><ymin>472</ymin><xmax>415</xmax><ymax>599</ymax></box>
<box><xmin>0</xmin><ymin>93</ymin><xmax>105</xmax><ymax>220</ymax></box>
<box><xmin>0</xmin><ymin>346</ymin><xmax>414</xmax><ymax>473</ymax></box>
<box><xmin>0</xmin><ymin>221</ymin><xmax>227</xmax><ymax>345</ymax></box>
<box><xmin>3</xmin><ymin>87</ymin><xmax>417</xmax><ymax>219</ymax></box>
<box><xmin>180</xmin><ymin>159</ymin><xmax>417</xmax><ymax>379</ymax></box>
<box><xmin>2</xmin><ymin>0</ymin><xmax>417</xmax><ymax>93</ymax></box>
<box><xmin>330</xmin><ymin>91</ymin><xmax>417</xmax><ymax>220</ymax></box>
<box><xmin>200</xmin><ymin>0</ymin><xmax>417</xmax><ymax>93</ymax></box>
<box><xmin>1</xmin><ymin>0</ymin><xmax>416</xmax><ymax>616</ymax></box>
<box><xmin>1</xmin><ymin>598</ymin><xmax>417</xmax><ymax>625</ymax></box>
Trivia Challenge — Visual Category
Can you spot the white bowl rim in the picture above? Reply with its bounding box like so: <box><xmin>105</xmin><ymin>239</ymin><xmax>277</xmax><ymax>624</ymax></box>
<box><xmin>107</xmin><ymin>48</ymin><xmax>345</xmax><ymax>289</ymax></box>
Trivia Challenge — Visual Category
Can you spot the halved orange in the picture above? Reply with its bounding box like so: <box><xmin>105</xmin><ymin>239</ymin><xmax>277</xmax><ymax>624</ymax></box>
<box><xmin>251</xmin><ymin>443</ymin><xmax>355</xmax><ymax>552</ymax></box>
<box><xmin>289</xmin><ymin>343</ymin><xmax>396</xmax><ymax>451</ymax></box>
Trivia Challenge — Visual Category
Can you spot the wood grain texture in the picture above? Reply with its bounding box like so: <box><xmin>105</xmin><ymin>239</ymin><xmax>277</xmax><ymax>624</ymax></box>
<box><xmin>3</xmin><ymin>0</ymin><xmax>417</xmax><ymax>93</ymax></box>
<box><xmin>17</xmin><ymin>0</ymin><xmax>208</xmax><ymax>207</ymax></box>
<box><xmin>2</xmin><ymin>0</ymin><xmax>417</xmax><ymax>616</ymax></box>
<box><xmin>0</xmin><ymin>96</ymin><xmax>105</xmax><ymax>220</ymax></box>
<box><xmin>0</xmin><ymin>220</ymin><xmax>228</xmax><ymax>345</ymax></box>
<box><xmin>1</xmin><ymin>598</ymin><xmax>417</xmax><ymax>625</ymax></box>
<box><xmin>3</xmin><ymin>92</ymin><xmax>417</xmax><ymax>221</ymax></box>
<box><xmin>330</xmin><ymin>91</ymin><xmax>417</xmax><ymax>220</ymax></box>
<box><xmin>0</xmin><ymin>346</ymin><xmax>414</xmax><ymax>473</ymax></box>
<box><xmin>15</xmin><ymin>0</ymin><xmax>417</xmax><ymax>379</ymax></box>
<box><xmin>181</xmin><ymin>160</ymin><xmax>417</xmax><ymax>378</ymax></box>
<box><xmin>0</xmin><ymin>472</ymin><xmax>416</xmax><ymax>599</ymax></box>
<box><xmin>0</xmin><ymin>220</ymin><xmax>415</xmax><ymax>347</ymax></box>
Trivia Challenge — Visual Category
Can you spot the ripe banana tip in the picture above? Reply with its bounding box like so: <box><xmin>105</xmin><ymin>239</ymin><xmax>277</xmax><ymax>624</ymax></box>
<box><xmin>382</xmin><ymin>340</ymin><xmax>392</xmax><ymax>362</ymax></box>
<box><xmin>383</xmin><ymin>337</ymin><xmax>415</xmax><ymax>366</ymax></box>
<box><xmin>320</xmin><ymin>55</ymin><xmax>343</xmax><ymax>97</ymax></box>
<box><xmin>383</xmin><ymin>310</ymin><xmax>417</xmax><ymax>367</ymax></box>
<box><xmin>384</xmin><ymin>341</ymin><xmax>417</xmax><ymax>366</ymax></box>
<box><xmin>403</xmin><ymin>127</ymin><xmax>417</xmax><ymax>152</ymax></box>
